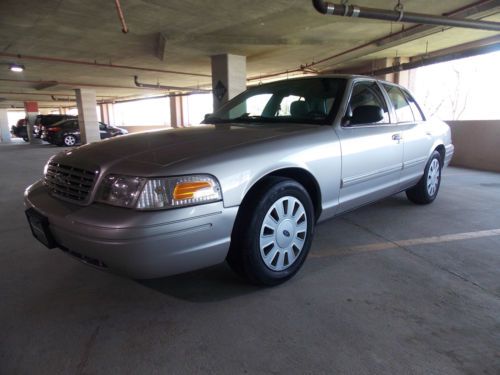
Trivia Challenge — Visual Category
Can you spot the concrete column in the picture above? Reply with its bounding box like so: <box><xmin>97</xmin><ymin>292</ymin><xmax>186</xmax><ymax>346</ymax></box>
<box><xmin>0</xmin><ymin>109</ymin><xmax>12</xmax><ymax>143</ymax></box>
<box><xmin>371</xmin><ymin>58</ymin><xmax>395</xmax><ymax>83</ymax></box>
<box><xmin>391</xmin><ymin>57</ymin><xmax>412</xmax><ymax>89</ymax></box>
<box><xmin>24</xmin><ymin>101</ymin><xmax>40</xmax><ymax>144</ymax></box>
<box><xmin>75</xmin><ymin>88</ymin><xmax>100</xmax><ymax>144</ymax></box>
<box><xmin>170</xmin><ymin>96</ymin><xmax>184</xmax><ymax>128</ymax></box>
<box><xmin>211</xmin><ymin>54</ymin><xmax>246</xmax><ymax>112</ymax></box>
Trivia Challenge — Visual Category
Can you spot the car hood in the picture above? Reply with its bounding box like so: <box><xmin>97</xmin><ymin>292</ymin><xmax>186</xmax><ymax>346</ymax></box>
<box><xmin>53</xmin><ymin>123</ymin><xmax>318</xmax><ymax>169</ymax></box>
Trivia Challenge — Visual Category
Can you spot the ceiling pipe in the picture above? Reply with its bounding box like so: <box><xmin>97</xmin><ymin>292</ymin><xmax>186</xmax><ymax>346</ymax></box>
<box><xmin>102</xmin><ymin>91</ymin><xmax>211</xmax><ymax>105</ymax></box>
<box><xmin>133</xmin><ymin>75</ymin><xmax>210</xmax><ymax>93</ymax></box>
<box><xmin>0</xmin><ymin>77</ymin><xmax>175</xmax><ymax>91</ymax></box>
<box><xmin>0</xmin><ymin>91</ymin><xmax>111</xmax><ymax>98</ymax></box>
<box><xmin>312</xmin><ymin>0</ymin><xmax>500</xmax><ymax>31</ymax></box>
<box><xmin>0</xmin><ymin>52</ymin><xmax>211</xmax><ymax>78</ymax></box>
<box><xmin>114</xmin><ymin>0</ymin><xmax>129</xmax><ymax>33</ymax></box>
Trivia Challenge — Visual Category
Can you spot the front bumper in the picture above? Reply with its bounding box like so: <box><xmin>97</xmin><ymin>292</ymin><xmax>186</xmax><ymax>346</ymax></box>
<box><xmin>24</xmin><ymin>180</ymin><xmax>238</xmax><ymax>279</ymax></box>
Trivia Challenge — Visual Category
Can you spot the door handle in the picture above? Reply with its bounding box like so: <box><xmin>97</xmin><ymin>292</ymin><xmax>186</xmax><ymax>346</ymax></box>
<box><xmin>392</xmin><ymin>133</ymin><xmax>402</xmax><ymax>141</ymax></box>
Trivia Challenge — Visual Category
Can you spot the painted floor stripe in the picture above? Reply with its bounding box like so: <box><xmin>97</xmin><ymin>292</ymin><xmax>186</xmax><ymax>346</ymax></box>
<box><xmin>309</xmin><ymin>228</ymin><xmax>500</xmax><ymax>258</ymax></box>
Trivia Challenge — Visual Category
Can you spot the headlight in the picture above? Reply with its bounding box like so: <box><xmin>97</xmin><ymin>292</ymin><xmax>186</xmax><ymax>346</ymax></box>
<box><xmin>97</xmin><ymin>174</ymin><xmax>222</xmax><ymax>210</ymax></box>
<box><xmin>136</xmin><ymin>175</ymin><xmax>222</xmax><ymax>210</ymax></box>
<box><xmin>98</xmin><ymin>174</ymin><xmax>146</xmax><ymax>208</ymax></box>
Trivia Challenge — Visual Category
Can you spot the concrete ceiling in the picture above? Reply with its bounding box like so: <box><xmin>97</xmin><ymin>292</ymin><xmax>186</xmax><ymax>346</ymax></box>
<box><xmin>0</xmin><ymin>0</ymin><xmax>499</xmax><ymax>108</ymax></box>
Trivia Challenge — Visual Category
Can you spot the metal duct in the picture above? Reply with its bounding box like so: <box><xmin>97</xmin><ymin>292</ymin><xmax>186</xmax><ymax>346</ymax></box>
<box><xmin>312</xmin><ymin>0</ymin><xmax>500</xmax><ymax>31</ymax></box>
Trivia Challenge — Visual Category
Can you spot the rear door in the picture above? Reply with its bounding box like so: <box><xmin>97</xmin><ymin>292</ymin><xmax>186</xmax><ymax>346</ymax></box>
<box><xmin>381</xmin><ymin>84</ymin><xmax>434</xmax><ymax>189</ymax></box>
<box><xmin>336</xmin><ymin>80</ymin><xmax>404</xmax><ymax>212</ymax></box>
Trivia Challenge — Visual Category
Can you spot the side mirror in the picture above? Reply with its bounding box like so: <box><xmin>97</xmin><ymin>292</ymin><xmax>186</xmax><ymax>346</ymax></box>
<box><xmin>350</xmin><ymin>105</ymin><xmax>384</xmax><ymax>125</ymax></box>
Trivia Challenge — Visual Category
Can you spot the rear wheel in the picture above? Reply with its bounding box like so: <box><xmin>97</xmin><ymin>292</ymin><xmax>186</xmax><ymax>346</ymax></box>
<box><xmin>62</xmin><ymin>134</ymin><xmax>77</xmax><ymax>147</ymax></box>
<box><xmin>406</xmin><ymin>151</ymin><xmax>442</xmax><ymax>204</ymax></box>
<box><xmin>227</xmin><ymin>177</ymin><xmax>314</xmax><ymax>286</ymax></box>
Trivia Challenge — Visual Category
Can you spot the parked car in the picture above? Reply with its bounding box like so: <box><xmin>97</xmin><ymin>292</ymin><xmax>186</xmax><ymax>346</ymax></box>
<box><xmin>25</xmin><ymin>75</ymin><xmax>454</xmax><ymax>285</ymax></box>
<box><xmin>34</xmin><ymin>114</ymin><xmax>77</xmax><ymax>138</ymax></box>
<box><xmin>42</xmin><ymin>119</ymin><xmax>128</xmax><ymax>146</ymax></box>
<box><xmin>11</xmin><ymin>118</ymin><xmax>29</xmax><ymax>141</ymax></box>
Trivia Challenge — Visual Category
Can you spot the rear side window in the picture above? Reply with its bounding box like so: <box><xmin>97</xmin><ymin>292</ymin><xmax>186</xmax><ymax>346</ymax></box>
<box><xmin>403</xmin><ymin>91</ymin><xmax>425</xmax><ymax>121</ymax></box>
<box><xmin>382</xmin><ymin>84</ymin><xmax>415</xmax><ymax>123</ymax></box>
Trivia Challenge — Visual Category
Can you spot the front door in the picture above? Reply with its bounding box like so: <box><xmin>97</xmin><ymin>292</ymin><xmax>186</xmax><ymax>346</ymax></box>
<box><xmin>337</xmin><ymin>80</ymin><xmax>404</xmax><ymax>213</ymax></box>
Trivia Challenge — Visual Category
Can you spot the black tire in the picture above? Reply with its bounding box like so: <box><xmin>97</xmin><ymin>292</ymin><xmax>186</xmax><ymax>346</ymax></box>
<box><xmin>227</xmin><ymin>177</ymin><xmax>315</xmax><ymax>286</ymax></box>
<box><xmin>406</xmin><ymin>150</ymin><xmax>443</xmax><ymax>205</ymax></box>
<box><xmin>61</xmin><ymin>134</ymin><xmax>77</xmax><ymax>147</ymax></box>
<box><xmin>22</xmin><ymin>136</ymin><xmax>29</xmax><ymax>142</ymax></box>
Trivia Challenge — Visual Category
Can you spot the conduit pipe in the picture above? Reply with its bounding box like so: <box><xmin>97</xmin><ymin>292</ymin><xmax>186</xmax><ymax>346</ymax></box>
<box><xmin>114</xmin><ymin>0</ymin><xmax>129</xmax><ymax>33</ymax></box>
<box><xmin>0</xmin><ymin>52</ymin><xmax>211</xmax><ymax>78</ymax></box>
<box><xmin>0</xmin><ymin>77</ymin><xmax>179</xmax><ymax>91</ymax></box>
<box><xmin>133</xmin><ymin>75</ymin><xmax>210</xmax><ymax>93</ymax></box>
<box><xmin>312</xmin><ymin>0</ymin><xmax>500</xmax><ymax>31</ymax></box>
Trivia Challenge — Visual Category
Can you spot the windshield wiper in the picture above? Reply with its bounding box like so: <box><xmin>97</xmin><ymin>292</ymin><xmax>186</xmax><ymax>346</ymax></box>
<box><xmin>231</xmin><ymin>113</ymin><xmax>277</xmax><ymax>122</ymax></box>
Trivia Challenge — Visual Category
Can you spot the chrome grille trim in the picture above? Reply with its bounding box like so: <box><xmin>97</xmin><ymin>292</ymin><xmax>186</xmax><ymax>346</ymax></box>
<box><xmin>44</xmin><ymin>162</ymin><xmax>99</xmax><ymax>204</ymax></box>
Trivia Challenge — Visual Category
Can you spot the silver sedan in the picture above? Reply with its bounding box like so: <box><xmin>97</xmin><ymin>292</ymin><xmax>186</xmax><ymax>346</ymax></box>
<box><xmin>25</xmin><ymin>75</ymin><xmax>454</xmax><ymax>285</ymax></box>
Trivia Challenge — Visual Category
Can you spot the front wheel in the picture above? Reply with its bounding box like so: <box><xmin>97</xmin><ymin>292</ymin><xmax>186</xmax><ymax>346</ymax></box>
<box><xmin>227</xmin><ymin>177</ymin><xmax>315</xmax><ymax>286</ymax></box>
<box><xmin>406</xmin><ymin>151</ymin><xmax>442</xmax><ymax>204</ymax></box>
<box><xmin>61</xmin><ymin>134</ymin><xmax>77</xmax><ymax>147</ymax></box>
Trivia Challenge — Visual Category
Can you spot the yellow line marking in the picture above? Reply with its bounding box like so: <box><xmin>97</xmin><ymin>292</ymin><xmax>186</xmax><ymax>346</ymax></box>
<box><xmin>309</xmin><ymin>228</ymin><xmax>500</xmax><ymax>258</ymax></box>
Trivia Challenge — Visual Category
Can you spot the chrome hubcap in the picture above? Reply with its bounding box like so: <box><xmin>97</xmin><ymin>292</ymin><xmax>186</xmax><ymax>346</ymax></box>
<box><xmin>259</xmin><ymin>196</ymin><xmax>307</xmax><ymax>271</ymax></box>
<box><xmin>427</xmin><ymin>158</ymin><xmax>440</xmax><ymax>196</ymax></box>
<box><xmin>65</xmin><ymin>136</ymin><xmax>75</xmax><ymax>146</ymax></box>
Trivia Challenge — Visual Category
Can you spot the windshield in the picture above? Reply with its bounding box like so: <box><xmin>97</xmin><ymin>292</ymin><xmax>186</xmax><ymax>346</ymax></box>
<box><xmin>205</xmin><ymin>77</ymin><xmax>346</xmax><ymax>125</ymax></box>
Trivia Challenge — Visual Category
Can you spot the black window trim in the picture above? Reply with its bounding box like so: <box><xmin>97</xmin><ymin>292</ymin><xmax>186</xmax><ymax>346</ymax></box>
<box><xmin>340</xmin><ymin>78</ymin><xmax>394</xmax><ymax>128</ymax></box>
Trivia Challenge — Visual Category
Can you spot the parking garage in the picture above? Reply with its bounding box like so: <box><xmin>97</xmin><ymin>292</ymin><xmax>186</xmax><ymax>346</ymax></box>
<box><xmin>1</xmin><ymin>1</ymin><xmax>500</xmax><ymax>374</ymax></box>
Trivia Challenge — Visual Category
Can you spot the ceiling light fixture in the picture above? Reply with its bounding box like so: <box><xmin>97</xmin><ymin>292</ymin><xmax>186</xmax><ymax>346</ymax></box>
<box><xmin>9</xmin><ymin>63</ymin><xmax>25</xmax><ymax>72</ymax></box>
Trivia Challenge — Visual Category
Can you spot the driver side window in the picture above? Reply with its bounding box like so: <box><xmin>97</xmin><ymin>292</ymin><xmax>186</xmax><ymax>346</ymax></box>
<box><xmin>344</xmin><ymin>82</ymin><xmax>390</xmax><ymax>126</ymax></box>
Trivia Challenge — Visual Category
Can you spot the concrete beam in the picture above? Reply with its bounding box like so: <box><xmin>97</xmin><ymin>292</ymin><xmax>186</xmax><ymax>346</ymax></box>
<box><xmin>156</xmin><ymin>33</ymin><xmax>168</xmax><ymax>62</ymax></box>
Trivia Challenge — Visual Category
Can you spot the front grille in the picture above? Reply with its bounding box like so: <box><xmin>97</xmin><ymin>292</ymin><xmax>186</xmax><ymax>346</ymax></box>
<box><xmin>44</xmin><ymin>162</ymin><xmax>98</xmax><ymax>203</ymax></box>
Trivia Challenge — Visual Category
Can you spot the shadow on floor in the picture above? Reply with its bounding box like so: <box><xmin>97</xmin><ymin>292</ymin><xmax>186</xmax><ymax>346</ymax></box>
<box><xmin>138</xmin><ymin>263</ymin><xmax>263</xmax><ymax>303</ymax></box>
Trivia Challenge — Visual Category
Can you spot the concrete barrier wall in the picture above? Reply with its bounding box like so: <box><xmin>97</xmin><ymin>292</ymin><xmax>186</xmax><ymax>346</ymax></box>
<box><xmin>121</xmin><ymin>125</ymin><xmax>168</xmax><ymax>133</ymax></box>
<box><xmin>446</xmin><ymin>120</ymin><xmax>500</xmax><ymax>173</ymax></box>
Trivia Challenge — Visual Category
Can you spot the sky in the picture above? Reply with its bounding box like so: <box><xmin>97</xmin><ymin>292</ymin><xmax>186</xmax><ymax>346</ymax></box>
<box><xmin>412</xmin><ymin>49</ymin><xmax>500</xmax><ymax>121</ymax></box>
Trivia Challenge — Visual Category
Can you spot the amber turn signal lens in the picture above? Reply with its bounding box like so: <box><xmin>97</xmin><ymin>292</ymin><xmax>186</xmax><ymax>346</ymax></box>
<box><xmin>173</xmin><ymin>181</ymin><xmax>212</xmax><ymax>200</ymax></box>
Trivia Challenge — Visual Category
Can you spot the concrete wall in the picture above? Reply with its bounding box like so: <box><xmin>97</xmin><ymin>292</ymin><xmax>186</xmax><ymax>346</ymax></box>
<box><xmin>447</xmin><ymin>120</ymin><xmax>500</xmax><ymax>173</ymax></box>
<box><xmin>121</xmin><ymin>125</ymin><xmax>168</xmax><ymax>133</ymax></box>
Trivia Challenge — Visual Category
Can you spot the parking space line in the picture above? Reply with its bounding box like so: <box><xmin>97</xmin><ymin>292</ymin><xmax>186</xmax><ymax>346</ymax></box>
<box><xmin>310</xmin><ymin>228</ymin><xmax>500</xmax><ymax>258</ymax></box>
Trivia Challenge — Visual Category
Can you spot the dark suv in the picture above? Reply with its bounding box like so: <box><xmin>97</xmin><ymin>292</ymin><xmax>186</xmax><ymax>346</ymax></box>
<box><xmin>11</xmin><ymin>118</ymin><xmax>29</xmax><ymax>141</ymax></box>
<box><xmin>42</xmin><ymin>119</ymin><xmax>128</xmax><ymax>146</ymax></box>
<box><xmin>34</xmin><ymin>114</ymin><xmax>77</xmax><ymax>138</ymax></box>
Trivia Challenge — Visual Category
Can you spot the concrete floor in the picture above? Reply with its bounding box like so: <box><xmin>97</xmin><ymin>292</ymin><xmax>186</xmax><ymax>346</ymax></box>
<box><xmin>1</xmin><ymin>141</ymin><xmax>499</xmax><ymax>375</ymax></box>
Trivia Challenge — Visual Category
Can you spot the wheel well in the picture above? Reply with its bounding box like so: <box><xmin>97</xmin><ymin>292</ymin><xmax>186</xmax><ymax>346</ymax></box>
<box><xmin>435</xmin><ymin>145</ymin><xmax>445</xmax><ymax>163</ymax></box>
<box><xmin>245</xmin><ymin>168</ymin><xmax>322</xmax><ymax>221</ymax></box>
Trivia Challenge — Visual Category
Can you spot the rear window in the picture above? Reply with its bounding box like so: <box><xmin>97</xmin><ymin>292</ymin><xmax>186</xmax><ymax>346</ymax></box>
<box><xmin>382</xmin><ymin>84</ymin><xmax>415</xmax><ymax>123</ymax></box>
